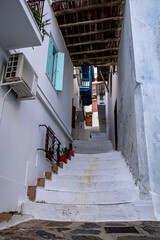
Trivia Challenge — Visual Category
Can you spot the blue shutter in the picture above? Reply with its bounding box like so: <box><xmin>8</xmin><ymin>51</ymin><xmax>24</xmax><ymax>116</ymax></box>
<box><xmin>52</xmin><ymin>53</ymin><xmax>58</xmax><ymax>86</ymax></box>
<box><xmin>46</xmin><ymin>36</ymin><xmax>54</xmax><ymax>80</ymax></box>
<box><xmin>54</xmin><ymin>52</ymin><xmax>65</xmax><ymax>91</ymax></box>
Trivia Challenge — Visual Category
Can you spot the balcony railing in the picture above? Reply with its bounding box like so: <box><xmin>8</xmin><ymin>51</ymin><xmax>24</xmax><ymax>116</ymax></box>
<box><xmin>27</xmin><ymin>0</ymin><xmax>45</xmax><ymax>23</ymax></box>
<box><xmin>80</xmin><ymin>66</ymin><xmax>94</xmax><ymax>106</ymax></box>
<box><xmin>37</xmin><ymin>125</ymin><xmax>61</xmax><ymax>165</ymax></box>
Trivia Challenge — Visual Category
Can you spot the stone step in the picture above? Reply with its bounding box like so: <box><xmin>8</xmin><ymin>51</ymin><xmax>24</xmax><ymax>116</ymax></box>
<box><xmin>73</xmin><ymin>139</ymin><xmax>111</xmax><ymax>144</ymax></box>
<box><xmin>22</xmin><ymin>201</ymin><xmax>155</xmax><ymax>221</ymax></box>
<box><xmin>57</xmin><ymin>166</ymin><xmax>131</xmax><ymax>176</ymax></box>
<box><xmin>68</xmin><ymin>161</ymin><xmax>125</xmax><ymax>168</ymax></box>
<box><xmin>44</xmin><ymin>180</ymin><xmax>136</xmax><ymax>192</ymax></box>
<box><xmin>90</xmin><ymin>132</ymin><xmax>108</xmax><ymax>138</ymax></box>
<box><xmin>74</xmin><ymin>152</ymin><xmax>122</xmax><ymax>158</ymax></box>
<box><xmin>35</xmin><ymin>188</ymin><xmax>139</xmax><ymax>205</ymax></box>
<box><xmin>71</xmin><ymin>160</ymin><xmax>124</xmax><ymax>165</ymax></box>
<box><xmin>73</xmin><ymin>143</ymin><xmax>113</xmax><ymax>153</ymax></box>
<box><xmin>72</xmin><ymin>158</ymin><xmax>124</xmax><ymax>163</ymax></box>
<box><xmin>65</xmin><ymin>161</ymin><xmax>127</xmax><ymax>170</ymax></box>
<box><xmin>51</xmin><ymin>173</ymin><xmax>133</xmax><ymax>182</ymax></box>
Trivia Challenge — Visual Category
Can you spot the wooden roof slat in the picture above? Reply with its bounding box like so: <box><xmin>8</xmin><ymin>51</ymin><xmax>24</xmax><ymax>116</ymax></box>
<box><xmin>53</xmin><ymin>0</ymin><xmax>125</xmax><ymax>80</ymax></box>
<box><xmin>96</xmin><ymin>62</ymin><xmax>117</xmax><ymax>67</ymax></box>
<box><xmin>74</xmin><ymin>61</ymin><xmax>117</xmax><ymax>66</ymax></box>
<box><xmin>67</xmin><ymin>38</ymin><xmax>120</xmax><ymax>47</ymax></box>
<box><xmin>64</xmin><ymin>27</ymin><xmax>121</xmax><ymax>39</ymax></box>
<box><xmin>59</xmin><ymin>16</ymin><xmax>123</xmax><ymax>29</ymax></box>
<box><xmin>72</xmin><ymin>55</ymin><xmax>118</xmax><ymax>62</ymax></box>
<box><xmin>70</xmin><ymin>47</ymin><xmax>119</xmax><ymax>56</ymax></box>
<box><xmin>53</xmin><ymin>0</ymin><xmax>123</xmax><ymax>16</ymax></box>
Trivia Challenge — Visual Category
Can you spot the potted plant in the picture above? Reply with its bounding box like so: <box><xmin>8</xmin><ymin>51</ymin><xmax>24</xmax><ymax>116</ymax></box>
<box><xmin>59</xmin><ymin>148</ymin><xmax>68</xmax><ymax>163</ymax></box>
<box><xmin>99</xmin><ymin>91</ymin><xmax>105</xmax><ymax>100</ymax></box>
<box><xmin>69</xmin><ymin>143</ymin><xmax>75</xmax><ymax>157</ymax></box>
<box><xmin>64</xmin><ymin>147</ymin><xmax>71</xmax><ymax>160</ymax></box>
<box><xmin>29</xmin><ymin>5</ymin><xmax>51</xmax><ymax>41</ymax></box>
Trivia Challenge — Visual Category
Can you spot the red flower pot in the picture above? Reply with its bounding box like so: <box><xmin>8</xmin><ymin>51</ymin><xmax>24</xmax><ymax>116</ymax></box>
<box><xmin>59</xmin><ymin>156</ymin><xmax>67</xmax><ymax>163</ymax></box>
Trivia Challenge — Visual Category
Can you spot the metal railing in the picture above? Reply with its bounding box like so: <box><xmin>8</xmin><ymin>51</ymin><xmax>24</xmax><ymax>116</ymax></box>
<box><xmin>80</xmin><ymin>66</ymin><xmax>94</xmax><ymax>106</ymax></box>
<box><xmin>81</xmin><ymin>78</ymin><xmax>90</xmax><ymax>87</ymax></box>
<box><xmin>27</xmin><ymin>0</ymin><xmax>45</xmax><ymax>22</ymax></box>
<box><xmin>37</xmin><ymin>125</ymin><xmax>61</xmax><ymax>165</ymax></box>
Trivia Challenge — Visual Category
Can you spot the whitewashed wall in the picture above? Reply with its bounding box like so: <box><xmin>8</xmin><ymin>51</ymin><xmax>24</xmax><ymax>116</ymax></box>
<box><xmin>0</xmin><ymin>1</ymin><xmax>73</xmax><ymax>213</ymax></box>
<box><xmin>108</xmin><ymin>68</ymin><xmax>118</xmax><ymax>149</ymax></box>
<box><xmin>108</xmin><ymin>0</ymin><xmax>150</xmax><ymax>201</ymax></box>
<box><xmin>129</xmin><ymin>0</ymin><xmax>160</xmax><ymax>218</ymax></box>
<box><xmin>108</xmin><ymin>0</ymin><xmax>160</xmax><ymax>217</ymax></box>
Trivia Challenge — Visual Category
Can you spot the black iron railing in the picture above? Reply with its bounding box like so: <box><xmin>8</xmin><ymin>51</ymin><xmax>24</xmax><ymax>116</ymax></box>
<box><xmin>37</xmin><ymin>125</ymin><xmax>61</xmax><ymax>165</ymax></box>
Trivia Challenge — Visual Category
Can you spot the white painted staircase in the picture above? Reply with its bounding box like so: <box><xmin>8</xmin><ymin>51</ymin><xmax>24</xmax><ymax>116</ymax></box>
<box><xmin>22</xmin><ymin>135</ymin><xmax>155</xmax><ymax>221</ymax></box>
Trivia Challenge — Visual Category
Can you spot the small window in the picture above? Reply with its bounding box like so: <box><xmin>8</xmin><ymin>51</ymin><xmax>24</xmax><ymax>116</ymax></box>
<box><xmin>46</xmin><ymin>34</ymin><xmax>65</xmax><ymax>91</ymax></box>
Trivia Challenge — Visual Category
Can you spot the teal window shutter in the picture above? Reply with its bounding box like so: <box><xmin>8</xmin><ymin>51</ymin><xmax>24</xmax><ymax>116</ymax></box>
<box><xmin>46</xmin><ymin>36</ymin><xmax>54</xmax><ymax>80</ymax></box>
<box><xmin>52</xmin><ymin>53</ymin><xmax>58</xmax><ymax>86</ymax></box>
<box><xmin>54</xmin><ymin>52</ymin><xmax>65</xmax><ymax>91</ymax></box>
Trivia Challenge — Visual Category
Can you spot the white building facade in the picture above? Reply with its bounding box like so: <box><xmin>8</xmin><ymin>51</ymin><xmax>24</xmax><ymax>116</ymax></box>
<box><xmin>0</xmin><ymin>0</ymin><xmax>73</xmax><ymax>213</ymax></box>
<box><xmin>108</xmin><ymin>0</ymin><xmax>160</xmax><ymax>219</ymax></box>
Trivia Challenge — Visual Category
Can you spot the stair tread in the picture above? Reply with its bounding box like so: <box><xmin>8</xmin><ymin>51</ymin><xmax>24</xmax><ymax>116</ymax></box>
<box><xmin>22</xmin><ymin>201</ymin><xmax>155</xmax><ymax>221</ymax></box>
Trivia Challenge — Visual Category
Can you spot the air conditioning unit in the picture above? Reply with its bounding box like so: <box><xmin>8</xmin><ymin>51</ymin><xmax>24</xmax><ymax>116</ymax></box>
<box><xmin>1</xmin><ymin>53</ymin><xmax>38</xmax><ymax>99</ymax></box>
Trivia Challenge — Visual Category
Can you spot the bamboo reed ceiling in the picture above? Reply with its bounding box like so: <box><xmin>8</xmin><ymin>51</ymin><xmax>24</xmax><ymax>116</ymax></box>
<box><xmin>52</xmin><ymin>0</ymin><xmax>125</xmax><ymax>81</ymax></box>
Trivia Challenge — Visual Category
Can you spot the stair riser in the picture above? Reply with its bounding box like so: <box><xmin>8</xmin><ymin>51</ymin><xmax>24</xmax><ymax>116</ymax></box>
<box><xmin>71</xmin><ymin>157</ymin><xmax>124</xmax><ymax>162</ymax></box>
<box><xmin>57</xmin><ymin>168</ymin><xmax>130</xmax><ymax>176</ymax></box>
<box><xmin>73</xmin><ymin>154</ymin><xmax>122</xmax><ymax>159</ymax></box>
<box><xmin>64</xmin><ymin>162</ymin><xmax>127</xmax><ymax>170</ymax></box>
<box><xmin>51</xmin><ymin>173</ymin><xmax>133</xmax><ymax>182</ymax></box>
<box><xmin>36</xmin><ymin>189</ymin><xmax>139</xmax><ymax>204</ymax></box>
<box><xmin>45</xmin><ymin>181</ymin><xmax>136</xmax><ymax>192</ymax></box>
<box><xmin>22</xmin><ymin>202</ymin><xmax>155</xmax><ymax>221</ymax></box>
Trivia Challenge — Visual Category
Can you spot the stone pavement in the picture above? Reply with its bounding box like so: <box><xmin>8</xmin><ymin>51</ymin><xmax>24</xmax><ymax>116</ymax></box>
<box><xmin>0</xmin><ymin>220</ymin><xmax>160</xmax><ymax>240</ymax></box>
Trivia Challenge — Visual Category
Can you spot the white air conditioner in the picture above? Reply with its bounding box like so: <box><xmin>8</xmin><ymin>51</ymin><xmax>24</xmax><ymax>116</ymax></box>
<box><xmin>1</xmin><ymin>53</ymin><xmax>38</xmax><ymax>99</ymax></box>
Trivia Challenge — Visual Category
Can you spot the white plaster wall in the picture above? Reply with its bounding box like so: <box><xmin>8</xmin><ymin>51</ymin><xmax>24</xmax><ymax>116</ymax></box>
<box><xmin>105</xmin><ymin>92</ymin><xmax>109</xmax><ymax>134</ymax></box>
<box><xmin>108</xmin><ymin>68</ymin><xmax>118</xmax><ymax>149</ymax></box>
<box><xmin>0</xmin><ymin>1</ymin><xmax>73</xmax><ymax>213</ymax></box>
<box><xmin>97</xmin><ymin>95</ymin><xmax>106</xmax><ymax>105</ymax></box>
<box><xmin>117</xmin><ymin>0</ymin><xmax>139</xmax><ymax>182</ymax></box>
<box><xmin>84</xmin><ymin>105</ymin><xmax>92</xmax><ymax>112</ymax></box>
<box><xmin>129</xmin><ymin>0</ymin><xmax>160</xmax><ymax>217</ymax></box>
<box><xmin>92</xmin><ymin>112</ymin><xmax>99</xmax><ymax>127</ymax></box>
<box><xmin>73</xmin><ymin>77</ymin><xmax>80</xmax><ymax>109</ymax></box>
<box><xmin>109</xmin><ymin>0</ymin><xmax>151</xmax><ymax>201</ymax></box>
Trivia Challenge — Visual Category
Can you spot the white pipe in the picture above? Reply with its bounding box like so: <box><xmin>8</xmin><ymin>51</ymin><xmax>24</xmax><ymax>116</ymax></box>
<box><xmin>0</xmin><ymin>88</ymin><xmax>12</xmax><ymax>122</ymax></box>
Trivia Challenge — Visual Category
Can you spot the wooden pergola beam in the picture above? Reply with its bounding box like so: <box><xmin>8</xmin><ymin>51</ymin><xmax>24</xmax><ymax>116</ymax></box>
<box><xmin>67</xmin><ymin>38</ymin><xmax>120</xmax><ymax>47</ymax></box>
<box><xmin>99</xmin><ymin>70</ymin><xmax>109</xmax><ymax>92</ymax></box>
<box><xmin>91</xmin><ymin>62</ymin><xmax>117</xmax><ymax>66</ymax></box>
<box><xmin>70</xmin><ymin>47</ymin><xmax>119</xmax><ymax>56</ymax></box>
<box><xmin>64</xmin><ymin>28</ymin><xmax>121</xmax><ymax>39</ymax></box>
<box><xmin>96</xmin><ymin>62</ymin><xmax>117</xmax><ymax>67</ymax></box>
<box><xmin>74</xmin><ymin>61</ymin><xmax>117</xmax><ymax>67</ymax></box>
<box><xmin>72</xmin><ymin>55</ymin><xmax>118</xmax><ymax>62</ymax></box>
<box><xmin>59</xmin><ymin>16</ymin><xmax>123</xmax><ymax>29</ymax></box>
<box><xmin>53</xmin><ymin>0</ymin><xmax>123</xmax><ymax>16</ymax></box>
